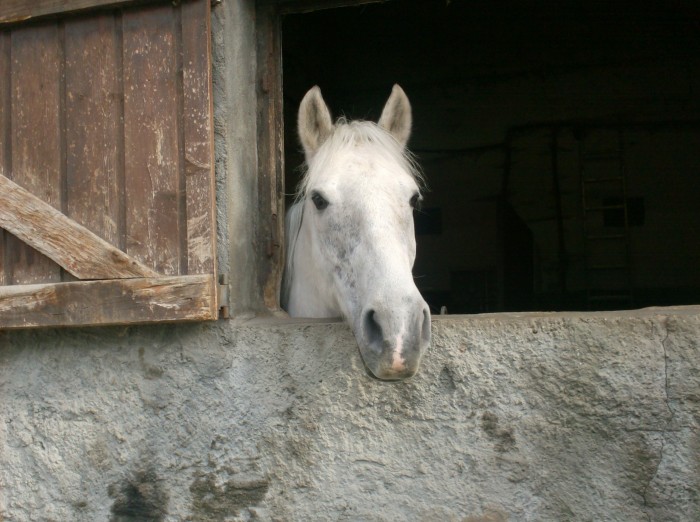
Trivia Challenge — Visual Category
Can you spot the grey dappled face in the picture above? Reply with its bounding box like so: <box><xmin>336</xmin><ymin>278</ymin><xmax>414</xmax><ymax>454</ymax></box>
<box><xmin>304</xmin><ymin>154</ymin><xmax>429</xmax><ymax>380</ymax></box>
<box><xmin>288</xmin><ymin>85</ymin><xmax>431</xmax><ymax>380</ymax></box>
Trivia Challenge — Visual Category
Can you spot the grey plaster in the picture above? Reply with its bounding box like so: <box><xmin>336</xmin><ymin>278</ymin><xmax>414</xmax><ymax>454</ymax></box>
<box><xmin>1</xmin><ymin>308</ymin><xmax>699</xmax><ymax>521</ymax></box>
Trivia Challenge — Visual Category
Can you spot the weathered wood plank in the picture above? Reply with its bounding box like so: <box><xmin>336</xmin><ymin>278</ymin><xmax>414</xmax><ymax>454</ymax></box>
<box><xmin>0</xmin><ymin>30</ymin><xmax>9</xmax><ymax>286</ymax></box>
<box><xmin>181</xmin><ymin>0</ymin><xmax>216</xmax><ymax>275</ymax></box>
<box><xmin>10</xmin><ymin>23</ymin><xmax>63</xmax><ymax>285</ymax></box>
<box><xmin>123</xmin><ymin>4</ymin><xmax>181</xmax><ymax>275</ymax></box>
<box><xmin>0</xmin><ymin>0</ymin><xmax>148</xmax><ymax>25</ymax></box>
<box><xmin>0</xmin><ymin>274</ymin><xmax>217</xmax><ymax>329</ymax></box>
<box><xmin>256</xmin><ymin>7</ymin><xmax>285</xmax><ymax>310</ymax></box>
<box><xmin>0</xmin><ymin>174</ymin><xmax>159</xmax><ymax>280</ymax></box>
<box><xmin>64</xmin><ymin>14</ymin><xmax>121</xmax><ymax>247</ymax></box>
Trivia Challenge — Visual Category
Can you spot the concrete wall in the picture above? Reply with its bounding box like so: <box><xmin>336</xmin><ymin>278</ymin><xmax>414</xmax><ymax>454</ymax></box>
<box><xmin>2</xmin><ymin>309</ymin><xmax>699</xmax><ymax>520</ymax></box>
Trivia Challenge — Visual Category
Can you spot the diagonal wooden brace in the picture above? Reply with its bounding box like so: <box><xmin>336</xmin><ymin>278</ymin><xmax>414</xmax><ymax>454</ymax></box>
<box><xmin>0</xmin><ymin>174</ymin><xmax>159</xmax><ymax>280</ymax></box>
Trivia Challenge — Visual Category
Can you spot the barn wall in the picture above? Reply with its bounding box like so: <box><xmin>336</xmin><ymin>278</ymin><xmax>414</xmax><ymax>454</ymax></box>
<box><xmin>2</xmin><ymin>310</ymin><xmax>699</xmax><ymax>520</ymax></box>
<box><xmin>1</xmin><ymin>2</ymin><xmax>700</xmax><ymax>521</ymax></box>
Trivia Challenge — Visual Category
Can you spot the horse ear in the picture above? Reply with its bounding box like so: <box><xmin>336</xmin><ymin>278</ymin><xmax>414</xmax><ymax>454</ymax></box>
<box><xmin>378</xmin><ymin>84</ymin><xmax>412</xmax><ymax>148</ymax></box>
<box><xmin>298</xmin><ymin>86</ymin><xmax>334</xmax><ymax>159</ymax></box>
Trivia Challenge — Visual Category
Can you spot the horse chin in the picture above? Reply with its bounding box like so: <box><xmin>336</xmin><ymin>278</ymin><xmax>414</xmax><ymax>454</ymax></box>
<box><xmin>363</xmin><ymin>362</ymin><xmax>419</xmax><ymax>382</ymax></box>
<box><xmin>355</xmin><ymin>341</ymin><xmax>423</xmax><ymax>382</ymax></box>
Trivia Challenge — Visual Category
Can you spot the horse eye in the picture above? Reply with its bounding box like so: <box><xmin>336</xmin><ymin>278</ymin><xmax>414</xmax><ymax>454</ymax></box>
<box><xmin>311</xmin><ymin>191</ymin><xmax>329</xmax><ymax>210</ymax></box>
<box><xmin>410</xmin><ymin>193</ymin><xmax>422</xmax><ymax>210</ymax></box>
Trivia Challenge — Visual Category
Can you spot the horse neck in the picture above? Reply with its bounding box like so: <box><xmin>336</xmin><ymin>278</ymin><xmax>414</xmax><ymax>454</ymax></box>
<box><xmin>283</xmin><ymin>201</ymin><xmax>340</xmax><ymax>318</ymax></box>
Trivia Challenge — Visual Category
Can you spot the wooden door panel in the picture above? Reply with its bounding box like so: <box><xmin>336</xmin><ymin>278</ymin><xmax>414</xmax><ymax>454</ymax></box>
<box><xmin>123</xmin><ymin>4</ymin><xmax>183</xmax><ymax>276</ymax></box>
<box><xmin>10</xmin><ymin>22</ymin><xmax>63</xmax><ymax>285</ymax></box>
<box><xmin>65</xmin><ymin>13</ymin><xmax>123</xmax><ymax>249</ymax></box>
<box><xmin>182</xmin><ymin>0</ymin><xmax>216</xmax><ymax>276</ymax></box>
<box><xmin>0</xmin><ymin>0</ymin><xmax>219</xmax><ymax>328</ymax></box>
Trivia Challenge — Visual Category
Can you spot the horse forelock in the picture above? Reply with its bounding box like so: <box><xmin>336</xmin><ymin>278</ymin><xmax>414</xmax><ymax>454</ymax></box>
<box><xmin>294</xmin><ymin>119</ymin><xmax>424</xmax><ymax>202</ymax></box>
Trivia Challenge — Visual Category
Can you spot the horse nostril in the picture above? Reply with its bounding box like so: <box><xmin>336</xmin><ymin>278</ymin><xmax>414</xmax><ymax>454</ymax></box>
<box><xmin>363</xmin><ymin>308</ymin><xmax>383</xmax><ymax>348</ymax></box>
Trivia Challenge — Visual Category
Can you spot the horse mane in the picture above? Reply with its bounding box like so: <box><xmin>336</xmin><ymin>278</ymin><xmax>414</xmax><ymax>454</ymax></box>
<box><xmin>282</xmin><ymin>118</ymin><xmax>424</xmax><ymax>309</ymax></box>
<box><xmin>295</xmin><ymin>118</ymin><xmax>424</xmax><ymax>201</ymax></box>
<box><xmin>282</xmin><ymin>201</ymin><xmax>304</xmax><ymax>308</ymax></box>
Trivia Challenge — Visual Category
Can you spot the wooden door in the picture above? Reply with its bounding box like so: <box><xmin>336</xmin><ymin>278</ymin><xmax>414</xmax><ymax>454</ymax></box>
<box><xmin>0</xmin><ymin>0</ymin><xmax>219</xmax><ymax>328</ymax></box>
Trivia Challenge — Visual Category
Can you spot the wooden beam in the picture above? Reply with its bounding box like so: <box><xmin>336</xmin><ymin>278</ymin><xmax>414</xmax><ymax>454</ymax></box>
<box><xmin>0</xmin><ymin>1</ymin><xmax>152</xmax><ymax>25</ymax></box>
<box><xmin>259</xmin><ymin>0</ymin><xmax>386</xmax><ymax>15</ymax></box>
<box><xmin>0</xmin><ymin>174</ymin><xmax>159</xmax><ymax>279</ymax></box>
<box><xmin>256</xmin><ymin>5</ymin><xmax>285</xmax><ymax>310</ymax></box>
<box><xmin>0</xmin><ymin>274</ymin><xmax>218</xmax><ymax>329</ymax></box>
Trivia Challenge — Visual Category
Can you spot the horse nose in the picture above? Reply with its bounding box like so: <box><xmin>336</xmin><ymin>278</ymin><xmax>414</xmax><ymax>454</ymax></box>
<box><xmin>359</xmin><ymin>298</ymin><xmax>431</xmax><ymax>380</ymax></box>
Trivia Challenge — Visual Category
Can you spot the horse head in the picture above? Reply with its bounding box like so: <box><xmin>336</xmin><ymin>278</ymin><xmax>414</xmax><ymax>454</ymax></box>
<box><xmin>284</xmin><ymin>85</ymin><xmax>431</xmax><ymax>381</ymax></box>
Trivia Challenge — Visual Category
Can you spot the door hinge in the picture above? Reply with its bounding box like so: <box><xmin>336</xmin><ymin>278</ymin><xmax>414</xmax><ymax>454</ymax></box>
<box><xmin>218</xmin><ymin>273</ymin><xmax>230</xmax><ymax>319</ymax></box>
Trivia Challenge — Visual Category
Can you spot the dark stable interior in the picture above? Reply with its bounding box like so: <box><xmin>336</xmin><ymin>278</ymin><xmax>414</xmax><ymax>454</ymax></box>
<box><xmin>282</xmin><ymin>0</ymin><xmax>700</xmax><ymax>313</ymax></box>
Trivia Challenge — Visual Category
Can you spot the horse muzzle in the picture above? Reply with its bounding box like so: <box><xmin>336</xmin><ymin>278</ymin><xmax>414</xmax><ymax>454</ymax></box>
<box><xmin>355</xmin><ymin>296</ymin><xmax>431</xmax><ymax>381</ymax></box>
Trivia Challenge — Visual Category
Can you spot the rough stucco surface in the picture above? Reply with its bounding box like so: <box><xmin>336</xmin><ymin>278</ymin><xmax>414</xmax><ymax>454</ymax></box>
<box><xmin>1</xmin><ymin>308</ymin><xmax>699</xmax><ymax>521</ymax></box>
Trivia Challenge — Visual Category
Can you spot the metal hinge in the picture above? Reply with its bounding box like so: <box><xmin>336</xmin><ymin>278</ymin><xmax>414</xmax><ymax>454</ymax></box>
<box><xmin>218</xmin><ymin>273</ymin><xmax>230</xmax><ymax>319</ymax></box>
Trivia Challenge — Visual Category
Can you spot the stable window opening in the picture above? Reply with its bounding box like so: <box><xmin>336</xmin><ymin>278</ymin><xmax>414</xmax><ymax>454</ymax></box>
<box><xmin>280</xmin><ymin>0</ymin><xmax>700</xmax><ymax>313</ymax></box>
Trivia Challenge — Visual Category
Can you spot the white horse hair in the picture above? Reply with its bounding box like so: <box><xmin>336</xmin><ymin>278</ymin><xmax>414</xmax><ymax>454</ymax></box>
<box><xmin>283</xmin><ymin>85</ymin><xmax>431</xmax><ymax>380</ymax></box>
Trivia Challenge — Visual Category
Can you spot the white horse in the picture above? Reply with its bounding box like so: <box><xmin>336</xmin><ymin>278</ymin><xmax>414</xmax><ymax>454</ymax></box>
<box><xmin>283</xmin><ymin>85</ymin><xmax>431</xmax><ymax>380</ymax></box>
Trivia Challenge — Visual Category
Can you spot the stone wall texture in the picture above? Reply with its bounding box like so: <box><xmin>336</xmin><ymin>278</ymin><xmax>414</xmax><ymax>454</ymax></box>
<box><xmin>1</xmin><ymin>307</ymin><xmax>698</xmax><ymax>521</ymax></box>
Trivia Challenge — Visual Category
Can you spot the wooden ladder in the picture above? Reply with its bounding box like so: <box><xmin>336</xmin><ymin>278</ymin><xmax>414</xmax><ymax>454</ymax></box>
<box><xmin>579</xmin><ymin>129</ymin><xmax>634</xmax><ymax>309</ymax></box>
